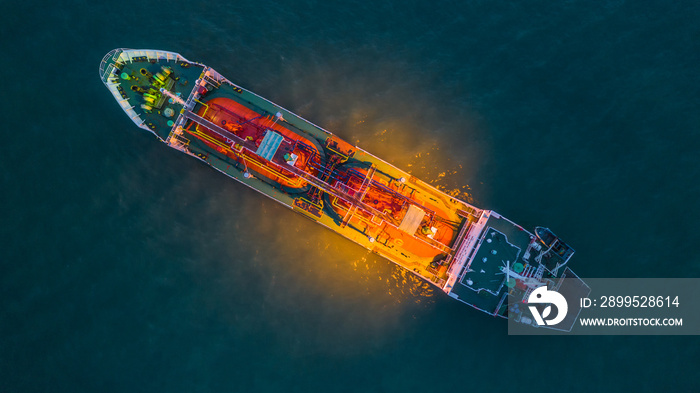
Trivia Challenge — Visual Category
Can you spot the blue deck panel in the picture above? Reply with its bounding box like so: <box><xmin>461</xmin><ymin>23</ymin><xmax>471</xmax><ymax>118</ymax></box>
<box><xmin>256</xmin><ymin>130</ymin><xmax>284</xmax><ymax>161</ymax></box>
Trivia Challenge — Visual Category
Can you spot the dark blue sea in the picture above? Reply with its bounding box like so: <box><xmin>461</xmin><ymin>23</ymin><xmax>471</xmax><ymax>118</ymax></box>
<box><xmin>2</xmin><ymin>1</ymin><xmax>699</xmax><ymax>391</ymax></box>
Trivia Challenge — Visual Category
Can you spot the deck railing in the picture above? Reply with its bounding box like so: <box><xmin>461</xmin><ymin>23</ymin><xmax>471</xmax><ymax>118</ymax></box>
<box><xmin>99</xmin><ymin>48</ymin><xmax>125</xmax><ymax>83</ymax></box>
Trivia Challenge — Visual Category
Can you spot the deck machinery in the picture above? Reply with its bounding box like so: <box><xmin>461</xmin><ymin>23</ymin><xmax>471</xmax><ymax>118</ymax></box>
<box><xmin>100</xmin><ymin>48</ymin><xmax>586</xmax><ymax>325</ymax></box>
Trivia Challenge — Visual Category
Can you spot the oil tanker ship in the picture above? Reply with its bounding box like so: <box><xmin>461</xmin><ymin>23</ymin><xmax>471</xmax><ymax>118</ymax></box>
<box><xmin>100</xmin><ymin>48</ymin><xmax>587</xmax><ymax>328</ymax></box>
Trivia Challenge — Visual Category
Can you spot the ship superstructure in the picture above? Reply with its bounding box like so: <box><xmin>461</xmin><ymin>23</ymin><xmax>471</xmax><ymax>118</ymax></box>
<box><xmin>100</xmin><ymin>48</ymin><xmax>586</xmax><ymax>325</ymax></box>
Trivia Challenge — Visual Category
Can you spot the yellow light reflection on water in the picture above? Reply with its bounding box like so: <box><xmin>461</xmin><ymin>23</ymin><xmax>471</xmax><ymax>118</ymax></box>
<box><xmin>342</xmin><ymin>107</ymin><xmax>480</xmax><ymax>206</ymax></box>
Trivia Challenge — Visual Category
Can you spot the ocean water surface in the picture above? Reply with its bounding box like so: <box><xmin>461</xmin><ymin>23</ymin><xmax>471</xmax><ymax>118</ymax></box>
<box><xmin>2</xmin><ymin>1</ymin><xmax>699</xmax><ymax>391</ymax></box>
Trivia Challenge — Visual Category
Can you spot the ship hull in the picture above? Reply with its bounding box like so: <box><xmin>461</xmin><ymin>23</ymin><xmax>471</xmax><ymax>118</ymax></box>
<box><xmin>100</xmin><ymin>48</ymin><xmax>581</xmax><ymax>320</ymax></box>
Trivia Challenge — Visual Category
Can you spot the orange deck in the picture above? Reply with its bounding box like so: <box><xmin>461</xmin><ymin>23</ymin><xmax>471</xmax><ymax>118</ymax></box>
<box><xmin>186</xmin><ymin>97</ymin><xmax>323</xmax><ymax>189</ymax></box>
